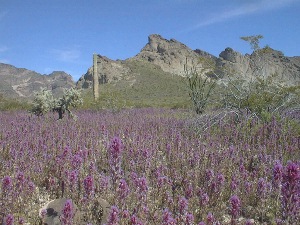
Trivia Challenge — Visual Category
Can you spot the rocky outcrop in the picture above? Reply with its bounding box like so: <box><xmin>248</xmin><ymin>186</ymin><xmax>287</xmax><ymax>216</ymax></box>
<box><xmin>217</xmin><ymin>47</ymin><xmax>300</xmax><ymax>85</ymax></box>
<box><xmin>0</xmin><ymin>63</ymin><xmax>75</xmax><ymax>99</ymax></box>
<box><xmin>134</xmin><ymin>34</ymin><xmax>215</xmax><ymax>76</ymax></box>
<box><xmin>77</xmin><ymin>34</ymin><xmax>300</xmax><ymax>89</ymax></box>
<box><xmin>39</xmin><ymin>198</ymin><xmax>110</xmax><ymax>225</ymax></box>
<box><xmin>76</xmin><ymin>55</ymin><xmax>132</xmax><ymax>89</ymax></box>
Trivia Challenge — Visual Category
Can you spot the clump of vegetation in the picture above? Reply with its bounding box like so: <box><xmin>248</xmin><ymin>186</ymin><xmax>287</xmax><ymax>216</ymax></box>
<box><xmin>220</xmin><ymin>74</ymin><xmax>300</xmax><ymax>121</ymax></box>
<box><xmin>0</xmin><ymin>109</ymin><xmax>299</xmax><ymax>224</ymax></box>
<box><xmin>31</xmin><ymin>87</ymin><xmax>83</xmax><ymax>119</ymax></box>
<box><xmin>187</xmin><ymin>35</ymin><xmax>300</xmax><ymax>121</ymax></box>
<box><xmin>185</xmin><ymin>57</ymin><xmax>217</xmax><ymax>114</ymax></box>
<box><xmin>0</xmin><ymin>94</ymin><xmax>31</xmax><ymax>111</ymax></box>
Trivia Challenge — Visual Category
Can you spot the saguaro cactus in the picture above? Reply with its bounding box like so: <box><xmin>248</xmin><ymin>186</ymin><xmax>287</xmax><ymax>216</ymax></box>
<box><xmin>93</xmin><ymin>53</ymin><xmax>99</xmax><ymax>100</ymax></box>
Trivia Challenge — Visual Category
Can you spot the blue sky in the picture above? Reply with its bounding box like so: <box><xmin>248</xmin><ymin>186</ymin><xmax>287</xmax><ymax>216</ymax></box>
<box><xmin>0</xmin><ymin>0</ymin><xmax>299</xmax><ymax>81</ymax></box>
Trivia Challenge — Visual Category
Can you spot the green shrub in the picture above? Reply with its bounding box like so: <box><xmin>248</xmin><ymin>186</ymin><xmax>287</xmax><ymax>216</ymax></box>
<box><xmin>31</xmin><ymin>88</ymin><xmax>83</xmax><ymax>119</ymax></box>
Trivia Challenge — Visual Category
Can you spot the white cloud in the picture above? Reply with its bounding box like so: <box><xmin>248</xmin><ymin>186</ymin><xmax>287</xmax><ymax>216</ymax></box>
<box><xmin>189</xmin><ymin>0</ymin><xmax>297</xmax><ymax>30</ymax></box>
<box><xmin>50</xmin><ymin>48</ymin><xmax>81</xmax><ymax>63</ymax></box>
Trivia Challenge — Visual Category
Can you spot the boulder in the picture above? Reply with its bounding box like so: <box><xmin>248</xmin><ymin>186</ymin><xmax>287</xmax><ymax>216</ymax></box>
<box><xmin>39</xmin><ymin>197</ymin><xmax>110</xmax><ymax>225</ymax></box>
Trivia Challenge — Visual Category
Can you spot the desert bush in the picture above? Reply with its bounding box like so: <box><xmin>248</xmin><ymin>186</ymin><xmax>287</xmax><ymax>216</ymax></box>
<box><xmin>31</xmin><ymin>87</ymin><xmax>82</xmax><ymax>119</ymax></box>
<box><xmin>220</xmin><ymin>74</ymin><xmax>300</xmax><ymax>121</ymax></box>
<box><xmin>185</xmin><ymin>57</ymin><xmax>217</xmax><ymax>114</ymax></box>
<box><xmin>0</xmin><ymin>94</ymin><xmax>31</xmax><ymax>111</ymax></box>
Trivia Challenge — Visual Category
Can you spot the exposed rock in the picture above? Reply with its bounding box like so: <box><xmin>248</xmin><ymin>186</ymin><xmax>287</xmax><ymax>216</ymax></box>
<box><xmin>133</xmin><ymin>34</ymin><xmax>214</xmax><ymax>76</ymax></box>
<box><xmin>2</xmin><ymin>34</ymin><xmax>299</xmax><ymax>95</ymax></box>
<box><xmin>77</xmin><ymin>34</ymin><xmax>299</xmax><ymax>90</ymax></box>
<box><xmin>76</xmin><ymin>55</ymin><xmax>132</xmax><ymax>89</ymax></box>
<box><xmin>217</xmin><ymin>47</ymin><xmax>300</xmax><ymax>85</ymax></box>
<box><xmin>0</xmin><ymin>63</ymin><xmax>75</xmax><ymax>99</ymax></box>
<box><xmin>39</xmin><ymin>198</ymin><xmax>81</xmax><ymax>225</ymax></box>
<box><xmin>39</xmin><ymin>198</ymin><xmax>110</xmax><ymax>225</ymax></box>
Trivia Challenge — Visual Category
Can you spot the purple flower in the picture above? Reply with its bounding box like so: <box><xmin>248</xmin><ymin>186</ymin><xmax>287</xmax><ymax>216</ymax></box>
<box><xmin>257</xmin><ymin>177</ymin><xmax>267</xmax><ymax>198</ymax></box>
<box><xmin>122</xmin><ymin>210</ymin><xmax>130</xmax><ymax>219</ymax></box>
<box><xmin>68</xmin><ymin>170</ymin><xmax>78</xmax><ymax>189</ymax></box>
<box><xmin>200</xmin><ymin>193</ymin><xmax>209</xmax><ymax>206</ymax></box>
<box><xmin>109</xmin><ymin>136</ymin><xmax>123</xmax><ymax>159</ymax></box>
<box><xmin>229</xmin><ymin>195</ymin><xmax>241</xmax><ymax>222</ymax></box>
<box><xmin>207</xmin><ymin>212</ymin><xmax>214</xmax><ymax>224</ymax></box>
<box><xmin>107</xmin><ymin>206</ymin><xmax>119</xmax><ymax>225</ymax></box>
<box><xmin>284</xmin><ymin>161</ymin><xmax>299</xmax><ymax>183</ymax></box>
<box><xmin>18</xmin><ymin>217</ymin><xmax>25</xmax><ymax>225</ymax></box>
<box><xmin>273</xmin><ymin>161</ymin><xmax>283</xmax><ymax>184</ymax></box>
<box><xmin>162</xmin><ymin>208</ymin><xmax>176</xmax><ymax>225</ymax></box>
<box><xmin>244</xmin><ymin>181</ymin><xmax>252</xmax><ymax>194</ymax></box>
<box><xmin>198</xmin><ymin>222</ymin><xmax>206</xmax><ymax>225</ymax></box>
<box><xmin>117</xmin><ymin>178</ymin><xmax>130</xmax><ymax>199</ymax></box>
<box><xmin>280</xmin><ymin>161</ymin><xmax>300</xmax><ymax>223</ymax></box>
<box><xmin>230</xmin><ymin>175</ymin><xmax>239</xmax><ymax>192</ymax></box>
<box><xmin>27</xmin><ymin>181</ymin><xmax>36</xmax><ymax>194</ymax></box>
<box><xmin>60</xmin><ymin>199</ymin><xmax>74</xmax><ymax>225</ymax></box>
<box><xmin>185</xmin><ymin>183</ymin><xmax>193</xmax><ymax>199</ymax></box>
<box><xmin>216</xmin><ymin>173</ymin><xmax>225</xmax><ymax>187</ymax></box>
<box><xmin>2</xmin><ymin>176</ymin><xmax>13</xmax><ymax>193</ymax></box>
<box><xmin>178</xmin><ymin>196</ymin><xmax>188</xmax><ymax>214</ymax></box>
<box><xmin>83</xmin><ymin>175</ymin><xmax>94</xmax><ymax>197</ymax></box>
<box><xmin>4</xmin><ymin>214</ymin><xmax>14</xmax><ymax>225</ymax></box>
<box><xmin>157</xmin><ymin>176</ymin><xmax>167</xmax><ymax>188</ymax></box>
<box><xmin>205</xmin><ymin>169</ymin><xmax>214</xmax><ymax>184</ymax></box>
<box><xmin>137</xmin><ymin>177</ymin><xmax>148</xmax><ymax>194</ymax></box>
<box><xmin>185</xmin><ymin>212</ymin><xmax>194</xmax><ymax>225</ymax></box>
<box><xmin>71</xmin><ymin>154</ymin><xmax>83</xmax><ymax>169</ymax></box>
<box><xmin>245</xmin><ymin>219</ymin><xmax>254</xmax><ymax>225</ymax></box>
<box><xmin>130</xmin><ymin>214</ymin><xmax>144</xmax><ymax>225</ymax></box>
<box><xmin>108</xmin><ymin>137</ymin><xmax>124</xmax><ymax>183</ymax></box>
<box><xmin>16</xmin><ymin>171</ymin><xmax>25</xmax><ymax>185</ymax></box>
<box><xmin>40</xmin><ymin>209</ymin><xmax>47</xmax><ymax>218</ymax></box>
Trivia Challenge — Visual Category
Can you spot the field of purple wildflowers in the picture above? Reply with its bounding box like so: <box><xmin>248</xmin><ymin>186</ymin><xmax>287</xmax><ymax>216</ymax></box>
<box><xmin>0</xmin><ymin>108</ymin><xmax>299</xmax><ymax>224</ymax></box>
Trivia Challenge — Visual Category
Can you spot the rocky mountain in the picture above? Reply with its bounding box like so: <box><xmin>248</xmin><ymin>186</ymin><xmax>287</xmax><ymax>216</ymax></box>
<box><xmin>1</xmin><ymin>34</ymin><xmax>299</xmax><ymax>101</ymax></box>
<box><xmin>77</xmin><ymin>34</ymin><xmax>300</xmax><ymax>89</ymax></box>
<box><xmin>0</xmin><ymin>63</ymin><xmax>75</xmax><ymax>99</ymax></box>
<box><xmin>217</xmin><ymin>47</ymin><xmax>300</xmax><ymax>84</ymax></box>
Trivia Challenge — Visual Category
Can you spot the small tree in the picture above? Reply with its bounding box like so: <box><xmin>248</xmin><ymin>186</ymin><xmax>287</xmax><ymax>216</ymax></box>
<box><xmin>53</xmin><ymin>88</ymin><xmax>83</xmax><ymax>119</ymax></box>
<box><xmin>31</xmin><ymin>89</ymin><xmax>54</xmax><ymax>116</ymax></box>
<box><xmin>240</xmin><ymin>35</ymin><xmax>264</xmax><ymax>51</ymax></box>
<box><xmin>31</xmin><ymin>88</ymin><xmax>83</xmax><ymax>119</ymax></box>
<box><xmin>219</xmin><ymin>35</ymin><xmax>300</xmax><ymax>120</ymax></box>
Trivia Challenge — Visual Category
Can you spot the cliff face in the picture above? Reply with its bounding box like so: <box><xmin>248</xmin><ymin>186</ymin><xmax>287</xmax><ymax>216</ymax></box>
<box><xmin>0</xmin><ymin>63</ymin><xmax>75</xmax><ymax>99</ymax></box>
<box><xmin>217</xmin><ymin>47</ymin><xmax>300</xmax><ymax>84</ymax></box>
<box><xmin>133</xmin><ymin>34</ymin><xmax>216</xmax><ymax>76</ymax></box>
<box><xmin>77</xmin><ymin>34</ymin><xmax>300</xmax><ymax>89</ymax></box>
<box><xmin>1</xmin><ymin>34</ymin><xmax>299</xmax><ymax>99</ymax></box>
<box><xmin>76</xmin><ymin>55</ymin><xmax>132</xmax><ymax>89</ymax></box>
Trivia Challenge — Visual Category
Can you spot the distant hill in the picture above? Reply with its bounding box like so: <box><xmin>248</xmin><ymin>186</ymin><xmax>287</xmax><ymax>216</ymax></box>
<box><xmin>1</xmin><ymin>33</ymin><xmax>299</xmax><ymax>105</ymax></box>
<box><xmin>0</xmin><ymin>63</ymin><xmax>75</xmax><ymax>99</ymax></box>
<box><xmin>77</xmin><ymin>34</ymin><xmax>300</xmax><ymax>89</ymax></box>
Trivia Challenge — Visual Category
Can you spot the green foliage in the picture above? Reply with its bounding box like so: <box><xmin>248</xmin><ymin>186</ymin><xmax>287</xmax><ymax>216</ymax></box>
<box><xmin>80</xmin><ymin>60</ymin><xmax>191</xmax><ymax>110</ymax></box>
<box><xmin>0</xmin><ymin>94</ymin><xmax>31</xmax><ymax>111</ymax></box>
<box><xmin>184</xmin><ymin>57</ymin><xmax>216</xmax><ymax>114</ymax></box>
<box><xmin>31</xmin><ymin>89</ymin><xmax>54</xmax><ymax>116</ymax></box>
<box><xmin>240</xmin><ymin>34</ymin><xmax>264</xmax><ymax>51</ymax></box>
<box><xmin>31</xmin><ymin>88</ymin><xmax>83</xmax><ymax>119</ymax></box>
<box><xmin>220</xmin><ymin>74</ymin><xmax>300</xmax><ymax>121</ymax></box>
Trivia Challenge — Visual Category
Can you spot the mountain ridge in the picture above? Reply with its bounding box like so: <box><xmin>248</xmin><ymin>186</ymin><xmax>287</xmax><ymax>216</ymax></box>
<box><xmin>1</xmin><ymin>34</ymin><xmax>299</xmax><ymax>100</ymax></box>
<box><xmin>0</xmin><ymin>63</ymin><xmax>75</xmax><ymax>99</ymax></box>
<box><xmin>77</xmin><ymin>34</ymin><xmax>300</xmax><ymax>89</ymax></box>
